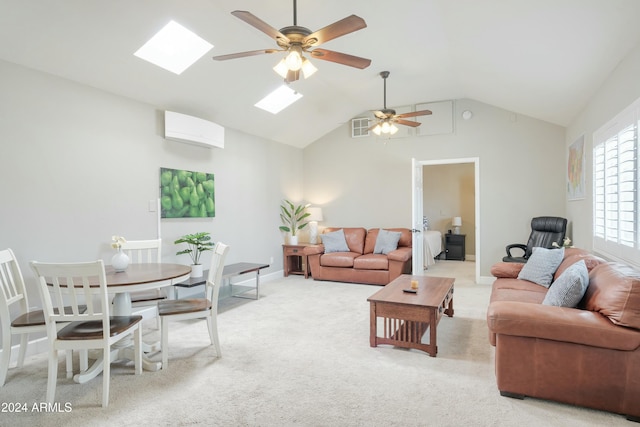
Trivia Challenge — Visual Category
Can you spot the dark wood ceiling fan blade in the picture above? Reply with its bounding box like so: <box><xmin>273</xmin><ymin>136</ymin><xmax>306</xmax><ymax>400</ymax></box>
<box><xmin>395</xmin><ymin>119</ymin><xmax>421</xmax><ymax>127</ymax></box>
<box><xmin>396</xmin><ymin>109</ymin><xmax>433</xmax><ymax>119</ymax></box>
<box><xmin>310</xmin><ymin>48</ymin><xmax>371</xmax><ymax>69</ymax></box>
<box><xmin>303</xmin><ymin>15</ymin><xmax>367</xmax><ymax>47</ymax></box>
<box><xmin>231</xmin><ymin>10</ymin><xmax>288</xmax><ymax>42</ymax></box>
<box><xmin>212</xmin><ymin>49</ymin><xmax>280</xmax><ymax>61</ymax></box>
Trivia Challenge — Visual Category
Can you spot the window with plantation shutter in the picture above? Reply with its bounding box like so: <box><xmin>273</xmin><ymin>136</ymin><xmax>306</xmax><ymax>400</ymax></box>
<box><xmin>593</xmin><ymin>98</ymin><xmax>639</xmax><ymax>267</ymax></box>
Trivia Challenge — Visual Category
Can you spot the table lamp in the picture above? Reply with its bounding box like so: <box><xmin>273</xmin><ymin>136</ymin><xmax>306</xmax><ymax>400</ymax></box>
<box><xmin>452</xmin><ymin>217</ymin><xmax>462</xmax><ymax>235</ymax></box>
<box><xmin>307</xmin><ymin>207</ymin><xmax>324</xmax><ymax>244</ymax></box>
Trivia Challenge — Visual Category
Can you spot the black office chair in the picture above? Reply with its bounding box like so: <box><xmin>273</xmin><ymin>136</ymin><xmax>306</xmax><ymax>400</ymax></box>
<box><xmin>503</xmin><ymin>216</ymin><xmax>567</xmax><ymax>263</ymax></box>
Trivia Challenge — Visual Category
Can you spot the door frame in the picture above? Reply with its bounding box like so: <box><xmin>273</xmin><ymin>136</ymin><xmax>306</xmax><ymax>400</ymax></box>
<box><xmin>412</xmin><ymin>157</ymin><xmax>480</xmax><ymax>284</ymax></box>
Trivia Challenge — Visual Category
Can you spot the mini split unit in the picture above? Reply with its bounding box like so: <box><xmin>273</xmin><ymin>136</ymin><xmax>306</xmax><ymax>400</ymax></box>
<box><xmin>164</xmin><ymin>110</ymin><xmax>224</xmax><ymax>149</ymax></box>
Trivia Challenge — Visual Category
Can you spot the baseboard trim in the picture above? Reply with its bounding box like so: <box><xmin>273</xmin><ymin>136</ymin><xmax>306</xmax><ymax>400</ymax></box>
<box><xmin>478</xmin><ymin>275</ymin><xmax>495</xmax><ymax>285</ymax></box>
<box><xmin>0</xmin><ymin>336</ymin><xmax>49</xmax><ymax>365</ymax></box>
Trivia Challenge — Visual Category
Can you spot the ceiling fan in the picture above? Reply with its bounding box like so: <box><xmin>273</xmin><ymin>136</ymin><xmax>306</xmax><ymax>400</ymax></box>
<box><xmin>370</xmin><ymin>71</ymin><xmax>432</xmax><ymax>136</ymax></box>
<box><xmin>212</xmin><ymin>0</ymin><xmax>371</xmax><ymax>83</ymax></box>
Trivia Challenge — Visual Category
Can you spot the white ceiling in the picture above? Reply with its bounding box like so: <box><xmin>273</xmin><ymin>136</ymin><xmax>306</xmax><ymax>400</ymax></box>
<box><xmin>2</xmin><ymin>0</ymin><xmax>640</xmax><ymax>148</ymax></box>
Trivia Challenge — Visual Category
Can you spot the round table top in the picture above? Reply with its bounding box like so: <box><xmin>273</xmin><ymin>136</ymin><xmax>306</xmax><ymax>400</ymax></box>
<box><xmin>105</xmin><ymin>263</ymin><xmax>191</xmax><ymax>288</ymax></box>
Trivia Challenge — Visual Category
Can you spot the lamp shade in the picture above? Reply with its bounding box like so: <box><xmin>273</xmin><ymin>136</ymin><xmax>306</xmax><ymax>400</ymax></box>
<box><xmin>452</xmin><ymin>217</ymin><xmax>462</xmax><ymax>227</ymax></box>
<box><xmin>307</xmin><ymin>207</ymin><xmax>324</xmax><ymax>222</ymax></box>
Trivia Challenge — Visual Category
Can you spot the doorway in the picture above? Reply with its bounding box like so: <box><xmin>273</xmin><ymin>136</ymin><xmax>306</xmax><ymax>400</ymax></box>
<box><xmin>412</xmin><ymin>157</ymin><xmax>480</xmax><ymax>283</ymax></box>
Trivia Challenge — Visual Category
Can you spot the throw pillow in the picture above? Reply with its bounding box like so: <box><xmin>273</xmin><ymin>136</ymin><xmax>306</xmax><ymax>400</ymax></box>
<box><xmin>320</xmin><ymin>229</ymin><xmax>350</xmax><ymax>253</ymax></box>
<box><xmin>543</xmin><ymin>260</ymin><xmax>589</xmax><ymax>307</ymax></box>
<box><xmin>373</xmin><ymin>229</ymin><xmax>402</xmax><ymax>255</ymax></box>
<box><xmin>517</xmin><ymin>246</ymin><xmax>565</xmax><ymax>287</ymax></box>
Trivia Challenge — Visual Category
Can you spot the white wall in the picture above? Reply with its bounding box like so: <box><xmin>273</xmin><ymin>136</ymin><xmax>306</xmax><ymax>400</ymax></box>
<box><xmin>566</xmin><ymin>42</ymin><xmax>640</xmax><ymax>259</ymax></box>
<box><xmin>303</xmin><ymin>99</ymin><xmax>566</xmax><ymax>277</ymax></box>
<box><xmin>0</xmin><ymin>60</ymin><xmax>303</xmax><ymax>343</ymax></box>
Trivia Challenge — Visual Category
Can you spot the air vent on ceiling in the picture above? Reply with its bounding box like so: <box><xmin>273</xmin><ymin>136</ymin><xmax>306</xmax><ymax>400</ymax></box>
<box><xmin>351</xmin><ymin>117</ymin><xmax>370</xmax><ymax>138</ymax></box>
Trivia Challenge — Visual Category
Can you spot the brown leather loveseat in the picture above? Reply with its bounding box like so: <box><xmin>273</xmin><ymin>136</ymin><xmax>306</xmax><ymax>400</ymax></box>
<box><xmin>487</xmin><ymin>248</ymin><xmax>640</xmax><ymax>421</ymax></box>
<box><xmin>303</xmin><ymin>227</ymin><xmax>412</xmax><ymax>285</ymax></box>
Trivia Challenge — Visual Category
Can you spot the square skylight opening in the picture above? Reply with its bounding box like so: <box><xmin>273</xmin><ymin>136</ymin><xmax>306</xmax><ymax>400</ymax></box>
<box><xmin>254</xmin><ymin>85</ymin><xmax>303</xmax><ymax>114</ymax></box>
<box><xmin>134</xmin><ymin>20</ymin><xmax>213</xmax><ymax>75</ymax></box>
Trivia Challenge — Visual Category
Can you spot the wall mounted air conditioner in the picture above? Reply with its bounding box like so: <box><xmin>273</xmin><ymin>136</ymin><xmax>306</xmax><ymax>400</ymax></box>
<box><xmin>164</xmin><ymin>110</ymin><xmax>224</xmax><ymax>149</ymax></box>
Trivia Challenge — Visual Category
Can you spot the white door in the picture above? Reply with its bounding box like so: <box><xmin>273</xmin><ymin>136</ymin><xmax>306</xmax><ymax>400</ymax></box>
<box><xmin>411</xmin><ymin>158</ymin><xmax>424</xmax><ymax>274</ymax></box>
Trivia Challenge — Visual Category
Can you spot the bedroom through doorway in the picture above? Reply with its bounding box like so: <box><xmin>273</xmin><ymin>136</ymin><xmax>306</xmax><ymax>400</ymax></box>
<box><xmin>411</xmin><ymin>158</ymin><xmax>480</xmax><ymax>284</ymax></box>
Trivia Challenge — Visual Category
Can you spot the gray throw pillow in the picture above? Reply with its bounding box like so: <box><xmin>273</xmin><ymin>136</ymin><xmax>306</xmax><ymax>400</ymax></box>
<box><xmin>543</xmin><ymin>260</ymin><xmax>589</xmax><ymax>307</ymax></box>
<box><xmin>320</xmin><ymin>229</ymin><xmax>350</xmax><ymax>253</ymax></box>
<box><xmin>517</xmin><ymin>246</ymin><xmax>565</xmax><ymax>287</ymax></box>
<box><xmin>374</xmin><ymin>229</ymin><xmax>402</xmax><ymax>255</ymax></box>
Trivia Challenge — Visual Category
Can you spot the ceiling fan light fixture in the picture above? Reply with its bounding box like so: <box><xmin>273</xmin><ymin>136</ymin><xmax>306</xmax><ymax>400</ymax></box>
<box><xmin>285</xmin><ymin>46</ymin><xmax>303</xmax><ymax>71</ymax></box>
<box><xmin>301</xmin><ymin>57</ymin><xmax>317</xmax><ymax>78</ymax></box>
<box><xmin>372</xmin><ymin>120</ymin><xmax>398</xmax><ymax>136</ymax></box>
<box><xmin>273</xmin><ymin>58</ymin><xmax>289</xmax><ymax>78</ymax></box>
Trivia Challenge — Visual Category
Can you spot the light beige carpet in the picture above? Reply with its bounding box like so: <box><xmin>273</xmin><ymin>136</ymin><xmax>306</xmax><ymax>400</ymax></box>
<box><xmin>1</xmin><ymin>261</ymin><xmax>630</xmax><ymax>426</ymax></box>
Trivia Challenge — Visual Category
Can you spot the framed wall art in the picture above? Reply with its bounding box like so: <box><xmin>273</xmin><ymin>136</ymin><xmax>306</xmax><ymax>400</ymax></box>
<box><xmin>567</xmin><ymin>135</ymin><xmax>585</xmax><ymax>200</ymax></box>
<box><xmin>160</xmin><ymin>167</ymin><xmax>215</xmax><ymax>218</ymax></box>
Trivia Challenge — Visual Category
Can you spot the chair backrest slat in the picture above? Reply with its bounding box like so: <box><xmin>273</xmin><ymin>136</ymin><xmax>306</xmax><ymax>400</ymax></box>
<box><xmin>121</xmin><ymin>239</ymin><xmax>161</xmax><ymax>264</ymax></box>
<box><xmin>31</xmin><ymin>260</ymin><xmax>109</xmax><ymax>328</ymax></box>
<box><xmin>0</xmin><ymin>248</ymin><xmax>28</xmax><ymax>312</ymax></box>
<box><xmin>205</xmin><ymin>243</ymin><xmax>230</xmax><ymax>305</ymax></box>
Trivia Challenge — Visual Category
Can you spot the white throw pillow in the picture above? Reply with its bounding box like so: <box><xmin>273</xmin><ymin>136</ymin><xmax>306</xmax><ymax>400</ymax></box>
<box><xmin>517</xmin><ymin>246</ymin><xmax>565</xmax><ymax>287</ymax></box>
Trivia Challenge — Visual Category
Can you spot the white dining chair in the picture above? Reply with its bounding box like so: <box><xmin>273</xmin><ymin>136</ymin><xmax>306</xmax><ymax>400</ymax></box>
<box><xmin>121</xmin><ymin>239</ymin><xmax>166</xmax><ymax>328</ymax></box>
<box><xmin>157</xmin><ymin>242</ymin><xmax>229</xmax><ymax>369</ymax></box>
<box><xmin>0</xmin><ymin>248</ymin><xmax>79</xmax><ymax>386</ymax></box>
<box><xmin>30</xmin><ymin>259</ymin><xmax>142</xmax><ymax>408</ymax></box>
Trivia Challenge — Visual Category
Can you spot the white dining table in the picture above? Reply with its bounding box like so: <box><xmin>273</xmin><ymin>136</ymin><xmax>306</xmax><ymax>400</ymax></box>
<box><xmin>71</xmin><ymin>263</ymin><xmax>190</xmax><ymax>383</ymax></box>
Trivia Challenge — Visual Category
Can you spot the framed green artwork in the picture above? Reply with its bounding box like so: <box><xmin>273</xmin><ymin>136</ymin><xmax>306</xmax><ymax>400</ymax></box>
<box><xmin>160</xmin><ymin>167</ymin><xmax>215</xmax><ymax>218</ymax></box>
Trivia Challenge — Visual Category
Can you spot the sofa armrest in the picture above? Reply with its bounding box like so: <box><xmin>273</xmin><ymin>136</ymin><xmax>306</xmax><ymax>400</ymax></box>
<box><xmin>387</xmin><ymin>247</ymin><xmax>412</xmax><ymax>262</ymax></box>
<box><xmin>487</xmin><ymin>301</ymin><xmax>640</xmax><ymax>351</ymax></box>
<box><xmin>490</xmin><ymin>262</ymin><xmax>525</xmax><ymax>278</ymax></box>
<box><xmin>303</xmin><ymin>245</ymin><xmax>324</xmax><ymax>256</ymax></box>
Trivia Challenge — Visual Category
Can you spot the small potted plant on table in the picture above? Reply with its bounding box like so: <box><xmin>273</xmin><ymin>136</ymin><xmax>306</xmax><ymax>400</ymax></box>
<box><xmin>279</xmin><ymin>200</ymin><xmax>310</xmax><ymax>245</ymax></box>
<box><xmin>174</xmin><ymin>231</ymin><xmax>213</xmax><ymax>277</ymax></box>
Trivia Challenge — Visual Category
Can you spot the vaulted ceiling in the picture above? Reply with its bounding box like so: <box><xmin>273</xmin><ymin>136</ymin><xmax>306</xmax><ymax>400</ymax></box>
<box><xmin>2</xmin><ymin>0</ymin><xmax>639</xmax><ymax>148</ymax></box>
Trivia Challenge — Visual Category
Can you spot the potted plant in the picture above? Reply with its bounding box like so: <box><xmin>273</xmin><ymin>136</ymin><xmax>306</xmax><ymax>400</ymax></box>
<box><xmin>174</xmin><ymin>231</ymin><xmax>214</xmax><ymax>277</ymax></box>
<box><xmin>279</xmin><ymin>200</ymin><xmax>310</xmax><ymax>245</ymax></box>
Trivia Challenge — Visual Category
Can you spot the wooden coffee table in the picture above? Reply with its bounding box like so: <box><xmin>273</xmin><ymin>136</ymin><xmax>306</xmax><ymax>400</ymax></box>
<box><xmin>367</xmin><ymin>274</ymin><xmax>454</xmax><ymax>357</ymax></box>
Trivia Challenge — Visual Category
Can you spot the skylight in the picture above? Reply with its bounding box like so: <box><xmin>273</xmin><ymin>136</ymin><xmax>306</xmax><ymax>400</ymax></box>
<box><xmin>254</xmin><ymin>85</ymin><xmax>303</xmax><ymax>114</ymax></box>
<box><xmin>134</xmin><ymin>20</ymin><xmax>213</xmax><ymax>75</ymax></box>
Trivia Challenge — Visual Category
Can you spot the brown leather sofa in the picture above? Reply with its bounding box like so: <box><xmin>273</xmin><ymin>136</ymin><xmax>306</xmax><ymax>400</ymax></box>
<box><xmin>487</xmin><ymin>248</ymin><xmax>640</xmax><ymax>421</ymax></box>
<box><xmin>303</xmin><ymin>227</ymin><xmax>412</xmax><ymax>285</ymax></box>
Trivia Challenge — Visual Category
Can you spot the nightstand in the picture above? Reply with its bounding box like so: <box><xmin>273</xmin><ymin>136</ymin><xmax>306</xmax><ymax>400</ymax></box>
<box><xmin>282</xmin><ymin>243</ymin><xmax>312</xmax><ymax>278</ymax></box>
<box><xmin>445</xmin><ymin>233</ymin><xmax>466</xmax><ymax>261</ymax></box>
